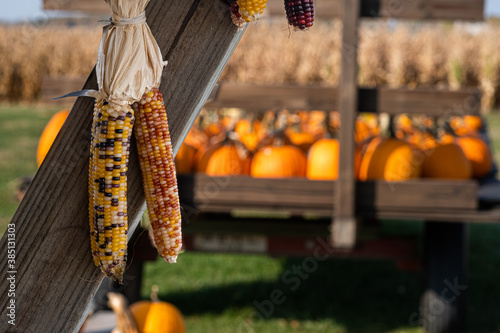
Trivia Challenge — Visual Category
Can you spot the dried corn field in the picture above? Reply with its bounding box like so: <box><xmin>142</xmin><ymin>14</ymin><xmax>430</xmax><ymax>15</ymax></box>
<box><xmin>0</xmin><ymin>24</ymin><xmax>100</xmax><ymax>102</ymax></box>
<box><xmin>1</xmin><ymin>19</ymin><xmax>500</xmax><ymax>110</ymax></box>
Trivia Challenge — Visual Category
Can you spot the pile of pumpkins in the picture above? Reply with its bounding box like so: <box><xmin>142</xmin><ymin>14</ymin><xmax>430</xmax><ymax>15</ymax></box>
<box><xmin>175</xmin><ymin>109</ymin><xmax>495</xmax><ymax>181</ymax></box>
<box><xmin>36</xmin><ymin>108</ymin><xmax>494</xmax><ymax>182</ymax></box>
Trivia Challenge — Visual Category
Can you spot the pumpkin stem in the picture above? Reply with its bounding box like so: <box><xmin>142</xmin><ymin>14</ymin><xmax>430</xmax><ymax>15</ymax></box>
<box><xmin>324</xmin><ymin>111</ymin><xmax>338</xmax><ymax>139</ymax></box>
<box><xmin>150</xmin><ymin>284</ymin><xmax>160</xmax><ymax>302</ymax></box>
<box><xmin>442</xmin><ymin>120</ymin><xmax>457</xmax><ymax>136</ymax></box>
<box><xmin>378</xmin><ymin>113</ymin><xmax>392</xmax><ymax>138</ymax></box>
<box><xmin>388</xmin><ymin>115</ymin><xmax>397</xmax><ymax>139</ymax></box>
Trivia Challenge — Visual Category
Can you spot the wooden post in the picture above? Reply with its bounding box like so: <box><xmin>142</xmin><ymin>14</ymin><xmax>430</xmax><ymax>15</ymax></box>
<box><xmin>0</xmin><ymin>1</ymin><xmax>244</xmax><ymax>332</ymax></box>
<box><xmin>331</xmin><ymin>0</ymin><xmax>359</xmax><ymax>248</ymax></box>
<box><xmin>421</xmin><ymin>222</ymin><xmax>468</xmax><ymax>333</ymax></box>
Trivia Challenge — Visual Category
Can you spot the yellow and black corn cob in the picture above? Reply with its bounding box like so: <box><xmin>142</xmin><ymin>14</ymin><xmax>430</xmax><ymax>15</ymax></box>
<box><xmin>285</xmin><ymin>0</ymin><xmax>315</xmax><ymax>30</ymax></box>
<box><xmin>237</xmin><ymin>0</ymin><xmax>268</xmax><ymax>23</ymax></box>
<box><xmin>89</xmin><ymin>99</ymin><xmax>134</xmax><ymax>281</ymax></box>
<box><xmin>132</xmin><ymin>88</ymin><xmax>182</xmax><ymax>263</ymax></box>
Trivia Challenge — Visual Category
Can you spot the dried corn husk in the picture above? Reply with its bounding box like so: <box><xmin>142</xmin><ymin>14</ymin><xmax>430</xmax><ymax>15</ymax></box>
<box><xmin>96</xmin><ymin>0</ymin><xmax>165</xmax><ymax>105</ymax></box>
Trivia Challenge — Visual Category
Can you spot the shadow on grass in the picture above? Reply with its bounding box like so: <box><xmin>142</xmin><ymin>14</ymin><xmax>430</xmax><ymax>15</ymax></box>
<box><xmin>149</xmin><ymin>224</ymin><xmax>500</xmax><ymax>333</ymax></box>
<box><xmin>159</xmin><ymin>258</ymin><xmax>423</xmax><ymax>332</ymax></box>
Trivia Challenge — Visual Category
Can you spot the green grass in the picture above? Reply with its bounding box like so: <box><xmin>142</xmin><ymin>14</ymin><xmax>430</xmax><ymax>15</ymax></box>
<box><xmin>0</xmin><ymin>104</ymin><xmax>61</xmax><ymax>231</ymax></box>
<box><xmin>486</xmin><ymin>113</ymin><xmax>500</xmax><ymax>167</ymax></box>
<box><xmin>140</xmin><ymin>221</ymin><xmax>500</xmax><ymax>333</ymax></box>
<box><xmin>1</xmin><ymin>105</ymin><xmax>500</xmax><ymax>332</ymax></box>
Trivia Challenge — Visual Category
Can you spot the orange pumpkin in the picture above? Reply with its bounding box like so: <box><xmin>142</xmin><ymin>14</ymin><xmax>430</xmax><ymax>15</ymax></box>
<box><xmin>175</xmin><ymin>143</ymin><xmax>197</xmax><ymax>174</ymax></box>
<box><xmin>130</xmin><ymin>301</ymin><xmax>185</xmax><ymax>333</ymax></box>
<box><xmin>184</xmin><ymin>126</ymin><xmax>207</xmax><ymax>150</ymax></box>
<box><xmin>286</xmin><ymin>130</ymin><xmax>316</xmax><ymax>152</ymax></box>
<box><xmin>36</xmin><ymin>109</ymin><xmax>70</xmax><ymax>166</ymax></box>
<box><xmin>306</xmin><ymin>138</ymin><xmax>339</xmax><ymax>180</ymax></box>
<box><xmin>358</xmin><ymin>137</ymin><xmax>421</xmax><ymax>181</ymax></box>
<box><xmin>422</xmin><ymin>143</ymin><xmax>472</xmax><ymax>179</ymax></box>
<box><xmin>408</xmin><ymin>130</ymin><xmax>438</xmax><ymax>151</ymax></box>
<box><xmin>355</xmin><ymin>118</ymin><xmax>372</xmax><ymax>143</ymax></box>
<box><xmin>204</xmin><ymin>122</ymin><xmax>222</xmax><ymax>138</ymax></box>
<box><xmin>251</xmin><ymin>145</ymin><xmax>306</xmax><ymax>178</ymax></box>
<box><xmin>194</xmin><ymin>142</ymin><xmax>219</xmax><ymax>173</ymax></box>
<box><xmin>239</xmin><ymin>132</ymin><xmax>260</xmax><ymax>152</ymax></box>
<box><xmin>456</xmin><ymin>136</ymin><xmax>493</xmax><ymax>178</ymax></box>
<box><xmin>235</xmin><ymin>119</ymin><xmax>251</xmax><ymax>137</ymax></box>
<box><xmin>205</xmin><ymin>144</ymin><xmax>251</xmax><ymax>176</ymax></box>
<box><xmin>463</xmin><ymin>115</ymin><xmax>483</xmax><ymax>132</ymax></box>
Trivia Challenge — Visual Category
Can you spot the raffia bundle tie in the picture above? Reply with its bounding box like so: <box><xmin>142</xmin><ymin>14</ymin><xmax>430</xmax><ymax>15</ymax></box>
<box><xmin>100</xmin><ymin>11</ymin><xmax>147</xmax><ymax>27</ymax></box>
<box><xmin>55</xmin><ymin>8</ymin><xmax>166</xmax><ymax>104</ymax></box>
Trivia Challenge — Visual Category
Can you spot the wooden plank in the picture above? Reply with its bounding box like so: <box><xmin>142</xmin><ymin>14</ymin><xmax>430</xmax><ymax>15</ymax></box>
<box><xmin>184</xmin><ymin>233</ymin><xmax>420</xmax><ymax>261</ymax></box>
<box><xmin>205</xmin><ymin>83</ymin><xmax>337</xmax><ymax>111</ymax></box>
<box><xmin>178</xmin><ymin>175</ymin><xmax>333</xmax><ymax>214</ymax></box>
<box><xmin>45</xmin><ymin>0</ymin><xmax>483</xmax><ymax>21</ymax></box>
<box><xmin>44</xmin><ymin>0</ymin><xmax>109</xmax><ymax>13</ymax></box>
<box><xmin>205</xmin><ymin>83</ymin><xmax>481</xmax><ymax>115</ymax></box>
<box><xmin>41</xmin><ymin>76</ymin><xmax>86</xmax><ymax>105</ymax></box>
<box><xmin>357</xmin><ymin>180</ymin><xmax>478</xmax><ymax>210</ymax></box>
<box><xmin>360</xmin><ymin>87</ymin><xmax>482</xmax><ymax>116</ymax></box>
<box><xmin>180</xmin><ymin>216</ymin><xmax>419</xmax><ymax>260</ymax></box>
<box><xmin>268</xmin><ymin>0</ymin><xmax>483</xmax><ymax>20</ymax></box>
<box><xmin>177</xmin><ymin>174</ymin><xmax>480</xmax><ymax>216</ymax></box>
<box><xmin>332</xmin><ymin>0</ymin><xmax>360</xmax><ymax>248</ymax></box>
<box><xmin>0</xmin><ymin>1</ymin><xmax>245</xmax><ymax>332</ymax></box>
<box><xmin>359</xmin><ymin>207</ymin><xmax>500</xmax><ymax>223</ymax></box>
<box><xmin>379</xmin><ymin>0</ymin><xmax>484</xmax><ymax>21</ymax></box>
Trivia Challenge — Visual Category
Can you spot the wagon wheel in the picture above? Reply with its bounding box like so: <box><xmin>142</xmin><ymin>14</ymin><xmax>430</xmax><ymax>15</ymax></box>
<box><xmin>421</xmin><ymin>222</ymin><xmax>468</xmax><ymax>333</ymax></box>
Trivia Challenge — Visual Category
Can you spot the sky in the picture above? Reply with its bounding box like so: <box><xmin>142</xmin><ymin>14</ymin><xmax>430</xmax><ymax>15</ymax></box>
<box><xmin>1</xmin><ymin>0</ymin><xmax>500</xmax><ymax>22</ymax></box>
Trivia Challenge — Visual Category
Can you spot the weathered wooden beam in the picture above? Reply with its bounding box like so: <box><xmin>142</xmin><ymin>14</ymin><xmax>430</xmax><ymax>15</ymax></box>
<box><xmin>177</xmin><ymin>174</ymin><xmax>480</xmax><ymax>217</ymax></box>
<box><xmin>205</xmin><ymin>83</ymin><xmax>482</xmax><ymax>115</ymax></box>
<box><xmin>376</xmin><ymin>0</ymin><xmax>484</xmax><ymax>21</ymax></box>
<box><xmin>44</xmin><ymin>0</ymin><xmax>109</xmax><ymax>13</ymax></box>
<box><xmin>183</xmin><ymin>231</ymin><xmax>420</xmax><ymax>262</ymax></box>
<box><xmin>46</xmin><ymin>0</ymin><xmax>484</xmax><ymax>21</ymax></box>
<box><xmin>0</xmin><ymin>1</ymin><xmax>244</xmax><ymax>332</ymax></box>
<box><xmin>275</xmin><ymin>0</ymin><xmax>485</xmax><ymax>21</ymax></box>
<box><xmin>358</xmin><ymin>207</ymin><xmax>500</xmax><ymax>223</ymax></box>
<box><xmin>358</xmin><ymin>87</ymin><xmax>482</xmax><ymax>116</ymax></box>
<box><xmin>205</xmin><ymin>83</ymin><xmax>337</xmax><ymax>111</ymax></box>
<box><xmin>332</xmin><ymin>0</ymin><xmax>360</xmax><ymax>249</ymax></box>
<box><xmin>40</xmin><ymin>76</ymin><xmax>85</xmax><ymax>105</ymax></box>
<box><xmin>43</xmin><ymin>80</ymin><xmax>482</xmax><ymax>116</ymax></box>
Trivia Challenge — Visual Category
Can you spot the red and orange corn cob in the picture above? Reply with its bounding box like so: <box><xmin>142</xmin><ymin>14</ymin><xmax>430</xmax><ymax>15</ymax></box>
<box><xmin>132</xmin><ymin>88</ymin><xmax>182</xmax><ymax>263</ymax></box>
<box><xmin>89</xmin><ymin>100</ymin><xmax>134</xmax><ymax>281</ymax></box>
<box><xmin>285</xmin><ymin>0</ymin><xmax>315</xmax><ymax>30</ymax></box>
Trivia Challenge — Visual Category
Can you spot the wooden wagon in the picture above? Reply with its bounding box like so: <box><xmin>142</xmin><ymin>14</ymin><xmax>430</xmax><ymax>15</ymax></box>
<box><xmin>1</xmin><ymin>0</ymin><xmax>497</xmax><ymax>332</ymax></box>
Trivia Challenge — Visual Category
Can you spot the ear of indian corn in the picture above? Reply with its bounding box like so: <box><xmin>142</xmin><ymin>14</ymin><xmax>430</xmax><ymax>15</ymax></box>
<box><xmin>132</xmin><ymin>88</ymin><xmax>182</xmax><ymax>263</ymax></box>
<box><xmin>89</xmin><ymin>99</ymin><xmax>134</xmax><ymax>281</ymax></box>
<box><xmin>236</xmin><ymin>0</ymin><xmax>268</xmax><ymax>23</ymax></box>
<box><xmin>284</xmin><ymin>0</ymin><xmax>315</xmax><ymax>30</ymax></box>
<box><xmin>229</xmin><ymin>1</ymin><xmax>246</xmax><ymax>29</ymax></box>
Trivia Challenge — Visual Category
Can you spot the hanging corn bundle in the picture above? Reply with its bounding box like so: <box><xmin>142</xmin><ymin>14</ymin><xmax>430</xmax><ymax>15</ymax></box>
<box><xmin>61</xmin><ymin>0</ymin><xmax>181</xmax><ymax>281</ymax></box>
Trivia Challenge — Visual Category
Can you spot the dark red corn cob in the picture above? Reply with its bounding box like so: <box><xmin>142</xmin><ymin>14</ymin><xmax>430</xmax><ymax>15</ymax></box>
<box><xmin>284</xmin><ymin>0</ymin><xmax>315</xmax><ymax>30</ymax></box>
<box><xmin>229</xmin><ymin>1</ymin><xmax>240</xmax><ymax>18</ymax></box>
<box><xmin>229</xmin><ymin>1</ymin><xmax>246</xmax><ymax>29</ymax></box>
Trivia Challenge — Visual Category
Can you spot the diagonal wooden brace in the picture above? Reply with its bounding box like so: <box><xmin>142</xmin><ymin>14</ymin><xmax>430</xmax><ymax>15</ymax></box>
<box><xmin>0</xmin><ymin>1</ymin><xmax>244</xmax><ymax>332</ymax></box>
